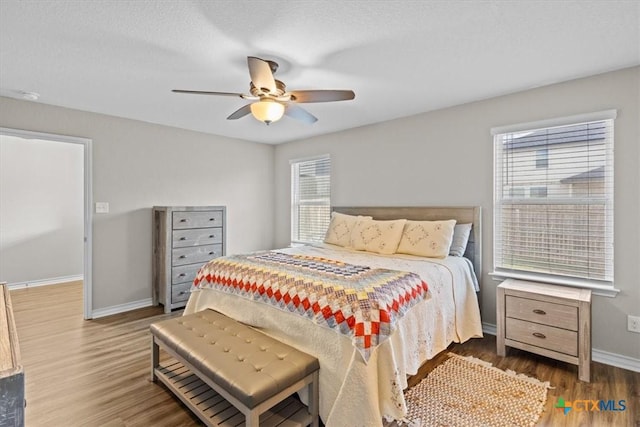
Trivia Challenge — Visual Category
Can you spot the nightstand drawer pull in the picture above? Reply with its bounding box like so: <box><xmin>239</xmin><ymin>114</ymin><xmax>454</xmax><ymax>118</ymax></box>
<box><xmin>532</xmin><ymin>332</ymin><xmax>546</xmax><ymax>339</ymax></box>
<box><xmin>179</xmin><ymin>237</ymin><xmax>186</xmax><ymax>241</ymax></box>
<box><xmin>209</xmin><ymin>251</ymin><xmax>216</xmax><ymax>255</ymax></box>
<box><xmin>209</xmin><ymin>218</ymin><xmax>216</xmax><ymax>221</ymax></box>
<box><xmin>533</xmin><ymin>309</ymin><xmax>546</xmax><ymax>315</ymax></box>
<box><xmin>178</xmin><ymin>273</ymin><xmax>186</xmax><ymax>277</ymax></box>
<box><xmin>179</xmin><ymin>291</ymin><xmax>187</xmax><ymax>295</ymax></box>
<box><xmin>179</xmin><ymin>255</ymin><xmax>187</xmax><ymax>259</ymax></box>
<box><xmin>180</xmin><ymin>219</ymin><xmax>188</xmax><ymax>223</ymax></box>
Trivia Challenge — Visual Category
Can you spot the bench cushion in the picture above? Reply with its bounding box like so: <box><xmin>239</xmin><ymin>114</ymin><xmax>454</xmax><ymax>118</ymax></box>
<box><xmin>150</xmin><ymin>309</ymin><xmax>319</xmax><ymax>408</ymax></box>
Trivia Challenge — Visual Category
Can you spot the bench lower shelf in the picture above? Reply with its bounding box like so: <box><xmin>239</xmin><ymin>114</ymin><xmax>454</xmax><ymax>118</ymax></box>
<box><xmin>155</xmin><ymin>359</ymin><xmax>311</xmax><ymax>427</ymax></box>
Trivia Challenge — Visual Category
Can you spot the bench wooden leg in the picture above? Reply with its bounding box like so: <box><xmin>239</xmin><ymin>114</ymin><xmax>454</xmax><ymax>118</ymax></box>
<box><xmin>310</xmin><ymin>371</ymin><xmax>320</xmax><ymax>427</ymax></box>
<box><xmin>151</xmin><ymin>336</ymin><xmax>159</xmax><ymax>382</ymax></box>
<box><xmin>246</xmin><ymin>409</ymin><xmax>259</xmax><ymax>427</ymax></box>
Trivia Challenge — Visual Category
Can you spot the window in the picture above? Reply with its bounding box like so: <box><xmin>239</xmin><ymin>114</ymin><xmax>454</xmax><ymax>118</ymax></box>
<box><xmin>530</xmin><ymin>186</ymin><xmax>547</xmax><ymax>198</ymax></box>
<box><xmin>291</xmin><ymin>155</ymin><xmax>331</xmax><ymax>244</ymax></box>
<box><xmin>535</xmin><ymin>148</ymin><xmax>549</xmax><ymax>169</ymax></box>
<box><xmin>492</xmin><ymin>111</ymin><xmax>615</xmax><ymax>286</ymax></box>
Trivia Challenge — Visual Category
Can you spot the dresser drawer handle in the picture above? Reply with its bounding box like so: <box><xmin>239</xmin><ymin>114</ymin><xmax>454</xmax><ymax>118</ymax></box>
<box><xmin>179</xmin><ymin>237</ymin><xmax>187</xmax><ymax>241</ymax></box>
<box><xmin>209</xmin><ymin>235</ymin><xmax>215</xmax><ymax>238</ymax></box>
<box><xmin>209</xmin><ymin>251</ymin><xmax>216</xmax><ymax>255</ymax></box>
<box><xmin>179</xmin><ymin>255</ymin><xmax>187</xmax><ymax>259</ymax></box>
<box><xmin>532</xmin><ymin>332</ymin><xmax>546</xmax><ymax>339</ymax></box>
<box><xmin>178</xmin><ymin>273</ymin><xmax>186</xmax><ymax>277</ymax></box>
<box><xmin>533</xmin><ymin>309</ymin><xmax>546</xmax><ymax>315</ymax></box>
<box><xmin>179</xmin><ymin>291</ymin><xmax>187</xmax><ymax>295</ymax></box>
<box><xmin>180</xmin><ymin>219</ymin><xmax>188</xmax><ymax>223</ymax></box>
<box><xmin>209</xmin><ymin>218</ymin><xmax>216</xmax><ymax>221</ymax></box>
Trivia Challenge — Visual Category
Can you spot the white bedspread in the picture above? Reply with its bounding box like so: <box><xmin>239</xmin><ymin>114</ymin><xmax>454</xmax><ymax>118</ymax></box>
<box><xmin>184</xmin><ymin>243</ymin><xmax>483</xmax><ymax>426</ymax></box>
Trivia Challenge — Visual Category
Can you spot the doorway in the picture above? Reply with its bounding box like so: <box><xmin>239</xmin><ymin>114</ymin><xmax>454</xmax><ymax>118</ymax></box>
<box><xmin>0</xmin><ymin>127</ymin><xmax>93</xmax><ymax>319</ymax></box>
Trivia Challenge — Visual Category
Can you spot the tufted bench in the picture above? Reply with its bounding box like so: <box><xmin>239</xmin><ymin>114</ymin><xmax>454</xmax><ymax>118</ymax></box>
<box><xmin>150</xmin><ymin>309</ymin><xmax>319</xmax><ymax>427</ymax></box>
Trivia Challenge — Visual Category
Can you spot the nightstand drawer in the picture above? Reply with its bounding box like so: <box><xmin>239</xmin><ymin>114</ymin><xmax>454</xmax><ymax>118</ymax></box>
<box><xmin>506</xmin><ymin>295</ymin><xmax>578</xmax><ymax>330</ymax></box>
<box><xmin>506</xmin><ymin>317</ymin><xmax>577</xmax><ymax>356</ymax></box>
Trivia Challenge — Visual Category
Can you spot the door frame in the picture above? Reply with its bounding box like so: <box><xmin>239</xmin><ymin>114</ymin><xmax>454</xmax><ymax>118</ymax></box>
<box><xmin>0</xmin><ymin>127</ymin><xmax>93</xmax><ymax>319</ymax></box>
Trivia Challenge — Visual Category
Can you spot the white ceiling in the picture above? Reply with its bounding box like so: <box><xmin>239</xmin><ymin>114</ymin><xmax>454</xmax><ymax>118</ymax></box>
<box><xmin>1</xmin><ymin>1</ymin><xmax>638</xmax><ymax>145</ymax></box>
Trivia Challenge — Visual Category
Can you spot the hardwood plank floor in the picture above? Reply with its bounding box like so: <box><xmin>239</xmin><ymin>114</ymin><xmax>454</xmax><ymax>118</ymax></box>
<box><xmin>10</xmin><ymin>282</ymin><xmax>639</xmax><ymax>426</ymax></box>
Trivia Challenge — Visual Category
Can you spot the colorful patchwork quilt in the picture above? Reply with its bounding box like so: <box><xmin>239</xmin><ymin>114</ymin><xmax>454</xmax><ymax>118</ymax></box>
<box><xmin>193</xmin><ymin>251</ymin><xmax>429</xmax><ymax>361</ymax></box>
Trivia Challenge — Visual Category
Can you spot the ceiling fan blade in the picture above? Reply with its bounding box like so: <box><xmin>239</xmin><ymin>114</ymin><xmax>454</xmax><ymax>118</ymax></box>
<box><xmin>247</xmin><ymin>56</ymin><xmax>277</xmax><ymax>94</ymax></box>
<box><xmin>289</xmin><ymin>90</ymin><xmax>355</xmax><ymax>103</ymax></box>
<box><xmin>227</xmin><ymin>104</ymin><xmax>252</xmax><ymax>120</ymax></box>
<box><xmin>172</xmin><ymin>89</ymin><xmax>244</xmax><ymax>97</ymax></box>
<box><xmin>285</xmin><ymin>104</ymin><xmax>318</xmax><ymax>124</ymax></box>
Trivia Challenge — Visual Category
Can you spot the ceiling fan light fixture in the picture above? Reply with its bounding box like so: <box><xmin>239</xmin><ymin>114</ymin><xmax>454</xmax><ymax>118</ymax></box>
<box><xmin>250</xmin><ymin>99</ymin><xmax>285</xmax><ymax>125</ymax></box>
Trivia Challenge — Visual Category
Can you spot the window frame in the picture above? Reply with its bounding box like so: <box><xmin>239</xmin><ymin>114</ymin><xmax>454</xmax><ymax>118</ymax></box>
<box><xmin>490</xmin><ymin>110</ymin><xmax>619</xmax><ymax>297</ymax></box>
<box><xmin>290</xmin><ymin>154</ymin><xmax>331</xmax><ymax>245</ymax></box>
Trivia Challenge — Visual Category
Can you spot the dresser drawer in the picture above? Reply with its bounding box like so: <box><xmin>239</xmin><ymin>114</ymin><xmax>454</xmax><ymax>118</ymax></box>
<box><xmin>172</xmin><ymin>244</ymin><xmax>222</xmax><ymax>267</ymax></box>
<box><xmin>506</xmin><ymin>295</ymin><xmax>577</xmax><ymax>330</ymax></box>
<box><xmin>172</xmin><ymin>264</ymin><xmax>202</xmax><ymax>285</ymax></box>
<box><xmin>506</xmin><ymin>317</ymin><xmax>577</xmax><ymax>356</ymax></box>
<box><xmin>171</xmin><ymin>282</ymin><xmax>192</xmax><ymax>303</ymax></box>
<box><xmin>172</xmin><ymin>228</ymin><xmax>223</xmax><ymax>248</ymax></box>
<box><xmin>173</xmin><ymin>211</ymin><xmax>223</xmax><ymax>229</ymax></box>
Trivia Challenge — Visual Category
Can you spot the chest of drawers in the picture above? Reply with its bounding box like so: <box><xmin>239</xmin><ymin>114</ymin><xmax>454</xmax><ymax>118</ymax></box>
<box><xmin>496</xmin><ymin>278</ymin><xmax>592</xmax><ymax>382</ymax></box>
<box><xmin>153</xmin><ymin>206</ymin><xmax>226</xmax><ymax>313</ymax></box>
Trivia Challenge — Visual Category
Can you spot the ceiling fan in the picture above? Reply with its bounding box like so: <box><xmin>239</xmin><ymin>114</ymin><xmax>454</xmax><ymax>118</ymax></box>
<box><xmin>172</xmin><ymin>56</ymin><xmax>355</xmax><ymax>125</ymax></box>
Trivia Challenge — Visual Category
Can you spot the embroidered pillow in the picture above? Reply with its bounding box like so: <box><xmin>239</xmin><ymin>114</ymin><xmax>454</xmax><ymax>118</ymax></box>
<box><xmin>350</xmin><ymin>218</ymin><xmax>407</xmax><ymax>255</ymax></box>
<box><xmin>396</xmin><ymin>219</ymin><xmax>457</xmax><ymax>258</ymax></box>
<box><xmin>324</xmin><ymin>212</ymin><xmax>372</xmax><ymax>247</ymax></box>
<box><xmin>449</xmin><ymin>223</ymin><xmax>472</xmax><ymax>257</ymax></box>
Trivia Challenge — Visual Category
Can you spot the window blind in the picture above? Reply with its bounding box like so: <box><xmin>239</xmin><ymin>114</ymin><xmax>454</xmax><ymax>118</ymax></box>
<box><xmin>493</xmin><ymin>115</ymin><xmax>614</xmax><ymax>285</ymax></box>
<box><xmin>291</xmin><ymin>156</ymin><xmax>331</xmax><ymax>244</ymax></box>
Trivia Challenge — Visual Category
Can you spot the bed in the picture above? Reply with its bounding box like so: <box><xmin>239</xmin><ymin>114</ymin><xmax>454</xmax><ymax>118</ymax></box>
<box><xmin>184</xmin><ymin>206</ymin><xmax>483</xmax><ymax>426</ymax></box>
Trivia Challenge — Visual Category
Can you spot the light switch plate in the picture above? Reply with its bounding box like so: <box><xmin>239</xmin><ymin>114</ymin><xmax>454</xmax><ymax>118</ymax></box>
<box><xmin>95</xmin><ymin>202</ymin><xmax>109</xmax><ymax>214</ymax></box>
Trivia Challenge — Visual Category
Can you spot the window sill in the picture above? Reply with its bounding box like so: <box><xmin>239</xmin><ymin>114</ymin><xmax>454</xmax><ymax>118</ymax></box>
<box><xmin>489</xmin><ymin>271</ymin><xmax>620</xmax><ymax>298</ymax></box>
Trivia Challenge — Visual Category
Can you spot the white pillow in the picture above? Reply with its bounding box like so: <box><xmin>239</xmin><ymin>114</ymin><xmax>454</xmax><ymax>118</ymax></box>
<box><xmin>396</xmin><ymin>219</ymin><xmax>457</xmax><ymax>258</ymax></box>
<box><xmin>324</xmin><ymin>212</ymin><xmax>372</xmax><ymax>247</ymax></box>
<box><xmin>350</xmin><ymin>218</ymin><xmax>407</xmax><ymax>255</ymax></box>
<box><xmin>449</xmin><ymin>223</ymin><xmax>472</xmax><ymax>257</ymax></box>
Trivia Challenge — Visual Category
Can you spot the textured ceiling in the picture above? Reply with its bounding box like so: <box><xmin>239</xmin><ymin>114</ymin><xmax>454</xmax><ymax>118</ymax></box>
<box><xmin>1</xmin><ymin>1</ymin><xmax>638</xmax><ymax>144</ymax></box>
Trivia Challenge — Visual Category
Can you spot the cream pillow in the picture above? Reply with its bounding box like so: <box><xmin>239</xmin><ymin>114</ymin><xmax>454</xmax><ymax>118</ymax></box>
<box><xmin>350</xmin><ymin>218</ymin><xmax>407</xmax><ymax>255</ymax></box>
<box><xmin>324</xmin><ymin>212</ymin><xmax>372</xmax><ymax>247</ymax></box>
<box><xmin>397</xmin><ymin>219</ymin><xmax>457</xmax><ymax>258</ymax></box>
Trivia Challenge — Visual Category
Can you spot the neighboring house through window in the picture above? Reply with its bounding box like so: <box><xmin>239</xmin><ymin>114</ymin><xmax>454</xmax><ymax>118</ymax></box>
<box><xmin>535</xmin><ymin>148</ymin><xmax>549</xmax><ymax>169</ymax></box>
<box><xmin>291</xmin><ymin>155</ymin><xmax>331</xmax><ymax>244</ymax></box>
<box><xmin>492</xmin><ymin>110</ymin><xmax>616</xmax><ymax>289</ymax></box>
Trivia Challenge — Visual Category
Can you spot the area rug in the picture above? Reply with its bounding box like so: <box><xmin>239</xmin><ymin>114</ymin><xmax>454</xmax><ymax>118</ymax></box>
<box><xmin>401</xmin><ymin>353</ymin><xmax>551</xmax><ymax>427</ymax></box>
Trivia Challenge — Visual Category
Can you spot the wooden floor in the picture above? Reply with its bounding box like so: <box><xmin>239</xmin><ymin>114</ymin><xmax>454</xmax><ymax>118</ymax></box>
<box><xmin>9</xmin><ymin>281</ymin><xmax>639</xmax><ymax>426</ymax></box>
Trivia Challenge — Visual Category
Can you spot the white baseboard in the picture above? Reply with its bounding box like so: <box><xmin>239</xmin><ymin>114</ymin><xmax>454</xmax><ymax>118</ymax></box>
<box><xmin>481</xmin><ymin>322</ymin><xmax>640</xmax><ymax>373</ymax></box>
<box><xmin>7</xmin><ymin>275</ymin><xmax>83</xmax><ymax>290</ymax></box>
<box><xmin>482</xmin><ymin>322</ymin><xmax>497</xmax><ymax>336</ymax></box>
<box><xmin>91</xmin><ymin>298</ymin><xmax>153</xmax><ymax>319</ymax></box>
<box><xmin>592</xmin><ymin>348</ymin><xmax>640</xmax><ymax>373</ymax></box>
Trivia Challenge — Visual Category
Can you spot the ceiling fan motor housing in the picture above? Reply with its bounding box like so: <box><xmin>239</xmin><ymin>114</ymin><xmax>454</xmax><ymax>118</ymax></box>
<box><xmin>250</xmin><ymin>80</ymin><xmax>287</xmax><ymax>98</ymax></box>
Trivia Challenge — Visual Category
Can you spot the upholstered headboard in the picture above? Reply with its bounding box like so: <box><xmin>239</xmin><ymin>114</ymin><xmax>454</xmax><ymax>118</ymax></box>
<box><xmin>331</xmin><ymin>206</ymin><xmax>482</xmax><ymax>283</ymax></box>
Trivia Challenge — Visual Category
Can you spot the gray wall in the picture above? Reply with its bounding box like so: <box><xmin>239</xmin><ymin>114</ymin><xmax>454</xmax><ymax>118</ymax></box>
<box><xmin>0</xmin><ymin>96</ymin><xmax>275</xmax><ymax>311</ymax></box>
<box><xmin>0</xmin><ymin>135</ymin><xmax>84</xmax><ymax>283</ymax></box>
<box><xmin>274</xmin><ymin>66</ymin><xmax>640</xmax><ymax>360</ymax></box>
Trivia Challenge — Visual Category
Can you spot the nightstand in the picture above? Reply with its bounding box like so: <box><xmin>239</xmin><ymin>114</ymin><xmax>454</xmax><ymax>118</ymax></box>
<box><xmin>496</xmin><ymin>278</ymin><xmax>592</xmax><ymax>382</ymax></box>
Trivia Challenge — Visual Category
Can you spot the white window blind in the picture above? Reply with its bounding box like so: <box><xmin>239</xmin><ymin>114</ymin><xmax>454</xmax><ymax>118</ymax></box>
<box><xmin>493</xmin><ymin>113</ymin><xmax>614</xmax><ymax>285</ymax></box>
<box><xmin>291</xmin><ymin>156</ymin><xmax>331</xmax><ymax>244</ymax></box>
